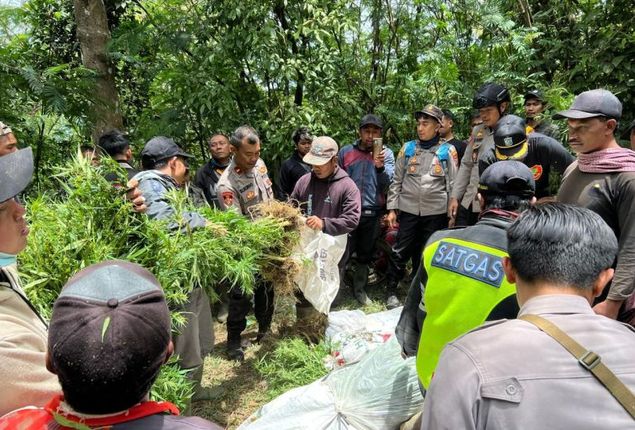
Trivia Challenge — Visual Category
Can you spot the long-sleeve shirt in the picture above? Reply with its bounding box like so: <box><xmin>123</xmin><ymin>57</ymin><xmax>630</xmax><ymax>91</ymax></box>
<box><xmin>387</xmin><ymin>140</ymin><xmax>457</xmax><ymax>216</ymax></box>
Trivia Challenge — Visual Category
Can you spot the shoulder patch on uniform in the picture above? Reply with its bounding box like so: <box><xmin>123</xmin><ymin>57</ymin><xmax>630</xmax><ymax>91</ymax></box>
<box><xmin>221</xmin><ymin>191</ymin><xmax>234</xmax><ymax>206</ymax></box>
<box><xmin>529</xmin><ymin>164</ymin><xmax>543</xmax><ymax>180</ymax></box>
<box><xmin>431</xmin><ymin>241</ymin><xmax>505</xmax><ymax>287</ymax></box>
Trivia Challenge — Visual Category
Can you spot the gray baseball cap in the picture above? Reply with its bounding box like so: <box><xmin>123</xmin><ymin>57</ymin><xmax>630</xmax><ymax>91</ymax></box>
<box><xmin>554</xmin><ymin>89</ymin><xmax>622</xmax><ymax>120</ymax></box>
<box><xmin>0</xmin><ymin>147</ymin><xmax>33</xmax><ymax>202</ymax></box>
<box><xmin>140</xmin><ymin>136</ymin><xmax>193</xmax><ymax>169</ymax></box>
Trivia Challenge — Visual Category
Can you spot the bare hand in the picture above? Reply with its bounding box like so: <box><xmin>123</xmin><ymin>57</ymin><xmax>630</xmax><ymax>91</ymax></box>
<box><xmin>126</xmin><ymin>179</ymin><xmax>147</xmax><ymax>213</ymax></box>
<box><xmin>448</xmin><ymin>216</ymin><xmax>456</xmax><ymax>228</ymax></box>
<box><xmin>448</xmin><ymin>198</ymin><xmax>459</xmax><ymax>219</ymax></box>
<box><xmin>306</xmin><ymin>216</ymin><xmax>324</xmax><ymax>231</ymax></box>
<box><xmin>386</xmin><ymin>210</ymin><xmax>397</xmax><ymax>228</ymax></box>
<box><xmin>592</xmin><ymin>299</ymin><xmax>622</xmax><ymax>319</ymax></box>
<box><xmin>374</xmin><ymin>150</ymin><xmax>386</xmax><ymax>169</ymax></box>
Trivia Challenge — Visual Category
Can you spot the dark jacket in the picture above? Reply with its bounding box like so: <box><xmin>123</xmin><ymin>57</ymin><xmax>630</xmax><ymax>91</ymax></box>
<box><xmin>395</xmin><ymin>214</ymin><xmax>519</xmax><ymax>357</ymax></box>
<box><xmin>290</xmin><ymin>167</ymin><xmax>361</xmax><ymax>236</ymax></box>
<box><xmin>338</xmin><ymin>141</ymin><xmax>395</xmax><ymax>213</ymax></box>
<box><xmin>479</xmin><ymin>131</ymin><xmax>574</xmax><ymax>198</ymax></box>
<box><xmin>279</xmin><ymin>151</ymin><xmax>311</xmax><ymax>199</ymax></box>
<box><xmin>192</xmin><ymin>158</ymin><xmax>230</xmax><ymax>208</ymax></box>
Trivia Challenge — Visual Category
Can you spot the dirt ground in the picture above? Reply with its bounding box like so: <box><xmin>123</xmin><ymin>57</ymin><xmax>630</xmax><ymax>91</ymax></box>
<box><xmin>191</xmin><ymin>279</ymin><xmax>406</xmax><ymax>429</ymax></box>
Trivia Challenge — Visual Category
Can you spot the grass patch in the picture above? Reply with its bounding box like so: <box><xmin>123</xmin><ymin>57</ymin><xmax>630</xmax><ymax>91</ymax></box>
<box><xmin>254</xmin><ymin>337</ymin><xmax>331</xmax><ymax>399</ymax></box>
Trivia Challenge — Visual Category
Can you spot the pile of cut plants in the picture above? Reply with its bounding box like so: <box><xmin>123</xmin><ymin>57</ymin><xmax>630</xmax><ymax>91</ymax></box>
<box><xmin>19</xmin><ymin>156</ymin><xmax>303</xmax><ymax>409</ymax></box>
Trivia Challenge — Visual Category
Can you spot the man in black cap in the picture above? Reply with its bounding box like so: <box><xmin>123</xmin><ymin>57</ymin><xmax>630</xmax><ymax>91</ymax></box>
<box><xmin>385</xmin><ymin>105</ymin><xmax>458</xmax><ymax>309</ymax></box>
<box><xmin>556</xmin><ymin>89</ymin><xmax>635</xmax><ymax>322</ymax></box>
<box><xmin>524</xmin><ymin>89</ymin><xmax>560</xmax><ymax>139</ymax></box>
<box><xmin>278</xmin><ymin>126</ymin><xmax>313</xmax><ymax>200</ymax></box>
<box><xmin>339</xmin><ymin>114</ymin><xmax>395</xmax><ymax>305</ymax></box>
<box><xmin>479</xmin><ymin>114</ymin><xmax>574</xmax><ymax>199</ymax></box>
<box><xmin>396</xmin><ymin>161</ymin><xmax>536</xmax><ymax>395</ymax></box>
<box><xmin>0</xmin><ymin>260</ymin><xmax>222</xmax><ymax>429</ymax></box>
<box><xmin>449</xmin><ymin>82</ymin><xmax>511</xmax><ymax>228</ymax></box>
<box><xmin>98</xmin><ymin>129</ymin><xmax>139</xmax><ymax>184</ymax></box>
<box><xmin>0</xmin><ymin>148</ymin><xmax>61</xmax><ymax>415</ymax></box>
<box><xmin>133</xmin><ymin>136</ymin><xmax>214</xmax><ymax>397</ymax></box>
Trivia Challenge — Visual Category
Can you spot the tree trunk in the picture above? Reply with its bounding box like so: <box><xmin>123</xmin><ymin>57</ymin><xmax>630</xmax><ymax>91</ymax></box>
<box><xmin>73</xmin><ymin>0</ymin><xmax>123</xmax><ymax>144</ymax></box>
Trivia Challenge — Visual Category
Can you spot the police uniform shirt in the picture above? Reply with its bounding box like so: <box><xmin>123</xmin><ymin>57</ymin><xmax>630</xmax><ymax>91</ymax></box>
<box><xmin>421</xmin><ymin>295</ymin><xmax>635</xmax><ymax>430</ymax></box>
<box><xmin>386</xmin><ymin>141</ymin><xmax>458</xmax><ymax>217</ymax></box>
<box><xmin>451</xmin><ymin>124</ymin><xmax>495</xmax><ymax>212</ymax></box>
<box><xmin>216</xmin><ymin>158</ymin><xmax>274</xmax><ymax>216</ymax></box>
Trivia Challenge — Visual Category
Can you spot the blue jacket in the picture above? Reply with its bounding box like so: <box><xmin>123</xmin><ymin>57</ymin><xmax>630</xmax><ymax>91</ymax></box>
<box><xmin>338</xmin><ymin>140</ymin><xmax>395</xmax><ymax>213</ymax></box>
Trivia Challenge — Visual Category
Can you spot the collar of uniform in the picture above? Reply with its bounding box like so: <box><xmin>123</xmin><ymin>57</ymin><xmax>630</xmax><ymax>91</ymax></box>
<box><xmin>518</xmin><ymin>294</ymin><xmax>594</xmax><ymax>317</ymax></box>
<box><xmin>150</xmin><ymin>169</ymin><xmax>179</xmax><ymax>187</ymax></box>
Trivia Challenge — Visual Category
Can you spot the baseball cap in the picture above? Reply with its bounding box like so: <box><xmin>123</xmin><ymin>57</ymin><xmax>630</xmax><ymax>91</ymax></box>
<box><xmin>494</xmin><ymin>115</ymin><xmax>528</xmax><ymax>161</ymax></box>
<box><xmin>0</xmin><ymin>147</ymin><xmax>33</xmax><ymax>202</ymax></box>
<box><xmin>140</xmin><ymin>136</ymin><xmax>193</xmax><ymax>169</ymax></box>
<box><xmin>524</xmin><ymin>89</ymin><xmax>545</xmax><ymax>102</ymax></box>
<box><xmin>359</xmin><ymin>114</ymin><xmax>383</xmax><ymax>129</ymax></box>
<box><xmin>303</xmin><ymin>136</ymin><xmax>339</xmax><ymax>166</ymax></box>
<box><xmin>0</xmin><ymin>121</ymin><xmax>12</xmax><ymax>136</ymax></box>
<box><xmin>414</xmin><ymin>104</ymin><xmax>443</xmax><ymax>124</ymax></box>
<box><xmin>48</xmin><ymin>260</ymin><xmax>171</xmax><ymax>414</ymax></box>
<box><xmin>478</xmin><ymin>160</ymin><xmax>535</xmax><ymax>198</ymax></box>
<box><xmin>621</xmin><ymin>119</ymin><xmax>635</xmax><ymax>140</ymax></box>
<box><xmin>554</xmin><ymin>89</ymin><xmax>622</xmax><ymax>120</ymax></box>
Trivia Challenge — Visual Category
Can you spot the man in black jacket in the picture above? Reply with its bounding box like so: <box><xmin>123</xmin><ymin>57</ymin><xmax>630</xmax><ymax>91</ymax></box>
<box><xmin>98</xmin><ymin>129</ymin><xmax>139</xmax><ymax>184</ymax></box>
<box><xmin>192</xmin><ymin>133</ymin><xmax>233</xmax><ymax>208</ymax></box>
<box><xmin>479</xmin><ymin>114</ymin><xmax>574</xmax><ymax>199</ymax></box>
<box><xmin>278</xmin><ymin>127</ymin><xmax>313</xmax><ymax>199</ymax></box>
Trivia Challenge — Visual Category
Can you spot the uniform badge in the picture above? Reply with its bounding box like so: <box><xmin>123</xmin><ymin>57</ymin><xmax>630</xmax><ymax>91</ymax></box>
<box><xmin>433</xmin><ymin>162</ymin><xmax>443</xmax><ymax>175</ymax></box>
<box><xmin>221</xmin><ymin>191</ymin><xmax>234</xmax><ymax>206</ymax></box>
<box><xmin>259</xmin><ymin>166</ymin><xmax>267</xmax><ymax>174</ymax></box>
<box><xmin>530</xmin><ymin>164</ymin><xmax>543</xmax><ymax>180</ymax></box>
<box><xmin>408</xmin><ymin>165</ymin><xmax>417</xmax><ymax>173</ymax></box>
<box><xmin>246</xmin><ymin>191</ymin><xmax>256</xmax><ymax>200</ymax></box>
<box><xmin>409</xmin><ymin>156</ymin><xmax>417</xmax><ymax>164</ymax></box>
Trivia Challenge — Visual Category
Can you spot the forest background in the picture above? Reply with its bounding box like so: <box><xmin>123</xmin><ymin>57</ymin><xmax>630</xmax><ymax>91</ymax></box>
<box><xmin>0</xmin><ymin>0</ymin><xmax>634</xmax><ymax>189</ymax></box>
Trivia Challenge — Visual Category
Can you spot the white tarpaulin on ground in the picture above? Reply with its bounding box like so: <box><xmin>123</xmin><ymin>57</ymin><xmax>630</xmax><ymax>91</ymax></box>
<box><xmin>239</xmin><ymin>308</ymin><xmax>423</xmax><ymax>430</ymax></box>
<box><xmin>293</xmin><ymin>228</ymin><xmax>347</xmax><ymax>314</ymax></box>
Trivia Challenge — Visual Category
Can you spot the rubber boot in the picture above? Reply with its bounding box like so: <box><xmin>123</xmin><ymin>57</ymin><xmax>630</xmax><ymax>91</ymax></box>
<box><xmin>226</xmin><ymin>333</ymin><xmax>244</xmax><ymax>362</ymax></box>
<box><xmin>352</xmin><ymin>263</ymin><xmax>372</xmax><ymax>306</ymax></box>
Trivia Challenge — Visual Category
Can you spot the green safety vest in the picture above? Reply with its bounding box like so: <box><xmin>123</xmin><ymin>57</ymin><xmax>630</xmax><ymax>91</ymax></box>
<box><xmin>416</xmin><ymin>236</ymin><xmax>516</xmax><ymax>388</ymax></box>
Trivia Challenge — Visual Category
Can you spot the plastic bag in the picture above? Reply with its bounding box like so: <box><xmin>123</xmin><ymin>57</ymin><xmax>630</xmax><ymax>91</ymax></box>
<box><xmin>293</xmin><ymin>227</ymin><xmax>348</xmax><ymax>314</ymax></box>
<box><xmin>239</xmin><ymin>337</ymin><xmax>423</xmax><ymax>430</ymax></box>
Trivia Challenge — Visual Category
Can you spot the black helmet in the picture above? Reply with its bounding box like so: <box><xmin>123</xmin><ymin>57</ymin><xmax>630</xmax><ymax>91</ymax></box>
<box><xmin>494</xmin><ymin>115</ymin><xmax>528</xmax><ymax>160</ymax></box>
<box><xmin>473</xmin><ymin>82</ymin><xmax>511</xmax><ymax>109</ymax></box>
<box><xmin>524</xmin><ymin>89</ymin><xmax>545</xmax><ymax>102</ymax></box>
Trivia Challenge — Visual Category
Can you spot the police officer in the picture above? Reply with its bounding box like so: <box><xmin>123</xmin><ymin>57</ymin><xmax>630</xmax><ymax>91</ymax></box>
<box><xmin>448</xmin><ymin>82</ymin><xmax>511</xmax><ymax>227</ymax></box>
<box><xmin>385</xmin><ymin>104</ymin><xmax>458</xmax><ymax>309</ymax></box>
<box><xmin>480</xmin><ymin>114</ymin><xmax>574</xmax><ymax>199</ymax></box>
<box><xmin>524</xmin><ymin>89</ymin><xmax>560</xmax><ymax>139</ymax></box>
<box><xmin>216</xmin><ymin>125</ymin><xmax>275</xmax><ymax>361</ymax></box>
<box><xmin>396</xmin><ymin>161</ymin><xmax>536</xmax><ymax>391</ymax></box>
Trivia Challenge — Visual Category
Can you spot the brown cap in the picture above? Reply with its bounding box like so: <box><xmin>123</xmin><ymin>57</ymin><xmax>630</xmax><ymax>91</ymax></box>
<box><xmin>303</xmin><ymin>136</ymin><xmax>339</xmax><ymax>166</ymax></box>
<box><xmin>414</xmin><ymin>104</ymin><xmax>444</xmax><ymax>124</ymax></box>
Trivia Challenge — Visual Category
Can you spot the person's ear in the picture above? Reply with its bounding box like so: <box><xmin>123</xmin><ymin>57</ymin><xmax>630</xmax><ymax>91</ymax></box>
<box><xmin>167</xmin><ymin>156</ymin><xmax>178</xmax><ymax>170</ymax></box>
<box><xmin>503</xmin><ymin>256</ymin><xmax>517</xmax><ymax>284</ymax></box>
<box><xmin>164</xmin><ymin>340</ymin><xmax>174</xmax><ymax>365</ymax></box>
<box><xmin>606</xmin><ymin>119</ymin><xmax>618</xmax><ymax>134</ymax></box>
<box><xmin>592</xmin><ymin>268</ymin><xmax>614</xmax><ymax>298</ymax></box>
<box><xmin>45</xmin><ymin>352</ymin><xmax>57</xmax><ymax>375</ymax></box>
<box><xmin>477</xmin><ymin>192</ymin><xmax>485</xmax><ymax>209</ymax></box>
<box><xmin>499</xmin><ymin>102</ymin><xmax>509</xmax><ymax>114</ymax></box>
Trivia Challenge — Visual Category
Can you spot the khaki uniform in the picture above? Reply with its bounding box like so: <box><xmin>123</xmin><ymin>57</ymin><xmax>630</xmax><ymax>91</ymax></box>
<box><xmin>422</xmin><ymin>295</ymin><xmax>635</xmax><ymax>430</ymax></box>
<box><xmin>215</xmin><ymin>158</ymin><xmax>276</xmax><ymax>350</ymax></box>
<box><xmin>216</xmin><ymin>158</ymin><xmax>274</xmax><ymax>216</ymax></box>
<box><xmin>451</xmin><ymin>124</ymin><xmax>496</xmax><ymax>213</ymax></box>
<box><xmin>387</xmin><ymin>142</ymin><xmax>458</xmax><ymax>216</ymax></box>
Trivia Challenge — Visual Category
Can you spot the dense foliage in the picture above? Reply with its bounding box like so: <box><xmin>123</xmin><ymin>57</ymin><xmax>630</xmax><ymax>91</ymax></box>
<box><xmin>1</xmin><ymin>0</ymin><xmax>633</xmax><ymax>189</ymax></box>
